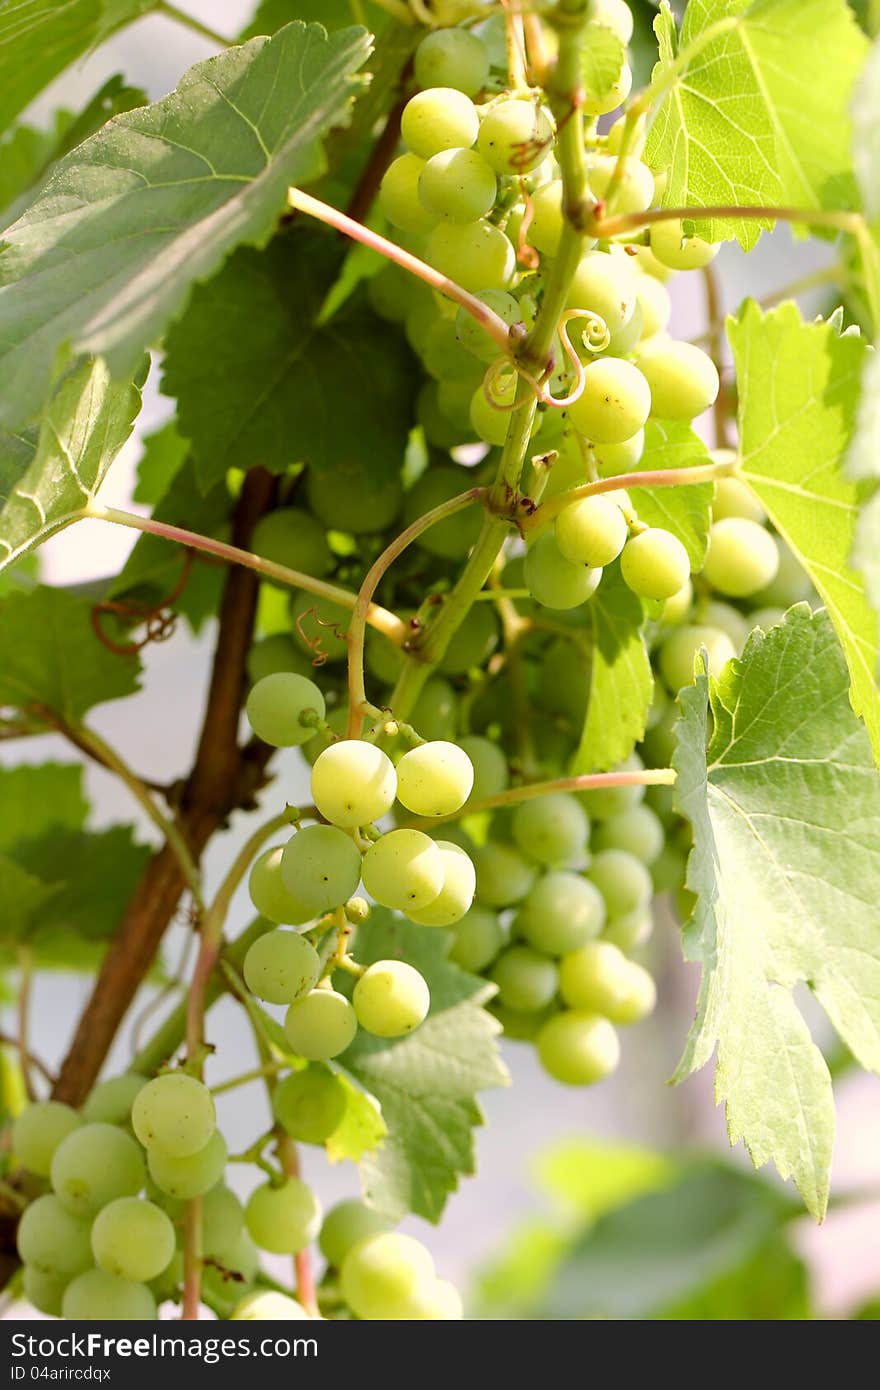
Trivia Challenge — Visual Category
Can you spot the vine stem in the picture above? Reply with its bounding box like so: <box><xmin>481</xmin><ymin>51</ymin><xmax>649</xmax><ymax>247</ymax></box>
<box><xmin>16</xmin><ymin>948</ymin><xmax>34</xmax><ymax>1103</ymax></box>
<box><xmin>155</xmin><ymin>2</ymin><xmax>233</xmax><ymax>47</ymax></box>
<box><xmin>87</xmin><ymin>504</ymin><xmax>407</xmax><ymax>645</ymax></box>
<box><xmin>402</xmin><ymin>767</ymin><xmax>676</xmax><ymax>829</ymax></box>
<box><xmin>590</xmin><ymin>203</ymin><xmax>864</xmax><ymax>240</ymax></box>
<box><xmin>346</xmin><ymin>488</ymin><xmax>488</xmax><ymax>736</ymax></box>
<box><xmin>522</xmin><ymin>457</ymin><xmax>738</xmax><ymax>530</ymax></box>
<box><xmin>210</xmin><ymin>1062</ymin><xmax>285</xmax><ymax>1096</ymax></box>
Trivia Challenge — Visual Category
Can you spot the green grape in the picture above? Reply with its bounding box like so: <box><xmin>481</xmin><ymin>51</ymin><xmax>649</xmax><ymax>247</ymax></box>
<box><xmin>582</xmin><ymin>62</ymin><xmax>632</xmax><ymax>117</ymax></box>
<box><xmin>620</xmin><ymin>527</ymin><xmax>690</xmax><ymax>600</ymax></box>
<box><xmin>566</xmin><ymin>250</ymin><xmax>638</xmax><ymax>338</ymax></box>
<box><xmin>559</xmin><ymin>941</ymin><xmax>657</xmax><ymax>1023</ymax></box>
<box><xmin>602</xmin><ymin>906</ymin><xmax>653</xmax><ymax>952</ymax></box>
<box><xmin>528</xmin><ymin>179</ymin><xmax>564</xmax><ymax>256</ymax></box>
<box><xmin>247</xmin><ymin>636</ymin><xmax>322</xmax><ymax>689</ymax></box>
<box><xmin>91</xmin><ymin>1197</ymin><xmax>176</xmax><ymax>1282</ymax></box>
<box><xmin>750</xmin><ymin>605</ymin><xmax>787</xmax><ymax>631</ymax></box>
<box><xmin>311</xmin><ymin>740</ymin><xmax>397</xmax><ymax>828</ymax></box>
<box><xmin>362</xmin><ymin>829</ymin><xmax>445</xmax><ymax>911</ymax></box>
<box><xmin>379</xmin><ymin>153</ymin><xmax>435</xmax><ymax>233</ymax></box>
<box><xmin>245</xmin><ymin>1177</ymin><xmax>321</xmax><ymax>1255</ymax></box>
<box><xmin>588</xmin><ymin>0</ymin><xmax>634</xmax><ymax>45</ymax></box>
<box><xmin>200</xmin><ymin>1231</ymin><xmax>259</xmax><ymax>1316</ymax></box>
<box><xmin>246</xmin><ymin>672</ymin><xmax>325</xmax><ymax>748</ymax></box>
<box><xmin>402</xmin><ymin>1277</ymin><xmax>463</xmax><ymax>1320</ymax></box>
<box><xmin>12</xmin><ymin>1101</ymin><xmax>81</xmax><ymax>1177</ymax></box>
<box><xmin>288</xmin><ymin>590</ymin><xmax>347</xmax><ymax>663</ymax></box>
<box><xmin>272</xmin><ymin>1067</ymin><xmax>346</xmax><ymax>1145</ymax></box>
<box><xmin>517</xmin><ymin>871</ymin><xmax>605</xmax><ymax>957</ymax></box>
<box><xmin>659</xmin><ymin>623</ymin><xmax>736</xmax><ymax>690</ymax></box>
<box><xmin>490</xmin><ymin>1001</ymin><xmax>553</xmax><ymax>1041</ymax></box>
<box><xmin>470</xmin><ymin>370</ymin><xmax>517</xmax><ymax>447</ymax></box>
<box><xmin>250</xmin><ymin>508</ymin><xmax>331</xmax><ymax>580</ymax></box>
<box><xmin>132</xmin><ymin>1073</ymin><xmax>215</xmax><ymax>1158</ymax></box>
<box><xmin>51</xmin><ymin>1123</ymin><xmax>146</xmax><ymax>1217</ymax></box>
<box><xmin>578</xmin><ymin>752</ymin><xmax>645</xmax><ymax>819</ymax></box>
<box><xmin>279</xmin><ymin>825</ymin><xmax>362</xmax><ymax>918</ymax></box>
<box><xmin>593</xmin><ymin>803</ymin><xmax>664</xmax><ymax>864</ymax></box>
<box><xmin>660</xmin><ymin>577</ymin><xmax>693</xmax><ymax>625</ymax></box>
<box><xmin>703</xmin><ymin>517</ymin><xmax>780</xmax><ymax>597</ymax></box>
<box><xmin>595</xmin><ymin>430</ymin><xmax>645</xmax><ymax>475</ymax></box>
<box><xmin>23</xmin><ymin>1265</ymin><xmax>67</xmax><ymax>1317</ymax></box>
<box><xmin>17</xmin><ymin>1194</ymin><xmax>92</xmax><ymax>1277</ymax></box>
<box><xmin>396</xmin><ymin>740</ymin><xmax>474</xmax><ymax>817</ymax></box>
<box><xmin>650</xmin><ymin>218</ymin><xmax>719</xmax><ymax>271</ymax></box>
<box><xmin>419</xmin><ymin>147</ymin><xmax>497</xmax><ymax>223</ymax></box>
<box><xmin>422</xmin><ymin>319</ymin><xmax>481</xmax><ymax>381</ymax></box>
<box><xmin>319</xmin><ymin>1200</ymin><xmax>394</xmax><ymax>1269</ymax></box>
<box><xmin>401</xmin><ymin>87</ymin><xmax>479</xmax><ymax>159</ymax></box>
<box><xmin>232</xmin><ymin>1290</ymin><xmax>310</xmax><ymax>1320</ymax></box>
<box><xmin>449</xmin><ymin>905</ymin><xmax>506</xmax><ymax>972</ymax></box>
<box><xmin>477</xmin><ymin>98</ymin><xmax>553</xmax><ymax>175</ymax></box>
<box><xmin>604</xmin><ymin>300</ymin><xmax>644</xmax><ymax>356</ymax></box>
<box><xmin>569</xmin><ymin>358</ymin><xmax>651</xmax><ymax>445</ymax></box>
<box><xmin>587</xmin><ymin>847</ymin><xmax>652</xmax><ymax>917</ymax></box>
<box><xmin>702</xmin><ymin>599</ymin><xmax>750</xmax><ymax>648</ymax></box>
<box><xmin>199</xmin><ymin>1185</ymin><xmax>245</xmax><ymax>1259</ymax></box>
<box><xmin>752</xmin><ymin>534</ymin><xmax>812</xmax><ymax>607</ymax></box>
<box><xmin>368</xmin><ymin>262</ymin><xmax>423</xmax><ymax>324</ymax></box>
<box><xmin>306</xmin><ymin>462</ymin><xmax>403</xmax><ymax>535</ymax></box>
<box><xmin>284</xmin><ymin>989</ymin><xmax>358</xmax><ymax>1060</ymax></box>
<box><xmin>512</xmin><ymin>792</ymin><xmax>589</xmax><ymax>866</ymax></box>
<box><xmin>342</xmin><ymin>1232</ymin><xmax>435</xmax><ymax>1320</ymax></box>
<box><xmin>414</xmin><ymin>28</ymin><xmax>489</xmax><ymax>96</ymax></box>
<box><xmin>534</xmin><ymin>636</ymin><xmax>588</xmax><ymax>726</ymax></box>
<box><xmin>411</xmin><ymin>677</ymin><xmax>459</xmax><ymax>740</ymax></box>
<box><xmin>636</xmin><ymin>274</ymin><xmax>671</xmax><ymax>339</ymax></box>
<box><xmin>438</xmin><ymin>602</ymin><xmax>500</xmax><ymax>674</ymax></box>
<box><xmin>243</xmin><ymin>927</ymin><xmax>321</xmax><ymax>1006</ymax></box>
<box><xmin>634</xmin><ymin>336</ymin><xmax>719</xmax><ymax>419</ymax></box>
<box><xmin>427</xmin><ymin>219</ymin><xmax>515</xmax><ymax>292</ymax></box>
<box><xmin>301</xmin><ymin>707</ymin><xmax>350</xmax><ymax>769</ymax></box>
<box><xmin>366</xmin><ymin>623</ymin><xmax>407</xmax><ymax>688</ymax></box>
<box><xmin>403</xmin><ymin>465</ymin><xmax>483</xmax><ymax>559</ymax></box>
<box><xmin>408</xmin><ymin>840</ymin><xmax>476</xmax><ymax>926</ymax></box>
<box><xmin>455</xmin><ymin>289</ymin><xmax>522</xmax><ymax>362</ymax></box>
<box><xmin>353</xmin><ymin>960</ymin><xmax>431</xmax><ymax>1038</ymax></box>
<box><xmin>556</xmin><ymin>494</ymin><xmax>628</xmax><ymax>569</ymax></box>
<box><xmin>473</xmin><ymin>841</ymin><xmax>537</xmax><ymax>907</ymax></box>
<box><xmin>524</xmin><ymin>532</ymin><xmax>603</xmax><ymax>610</ymax></box>
<box><xmin>430</xmin><ymin>378</ymin><xmax>477</xmax><ymax>441</ymax></box>
<box><xmin>249</xmin><ymin>847</ymin><xmax>312</xmax><ymax>924</ymax></box>
<box><xmin>712</xmin><ymin>471</ymin><xmax>765</xmax><ymax>524</ymax></box>
<box><xmin>537</xmin><ymin>1010</ymin><xmax>621</xmax><ymax>1085</ymax></box>
<box><xmin>586</xmin><ymin>153</ymin><xmax>653</xmax><ymax>213</ymax></box>
<box><xmin>147</xmin><ymin>1130</ymin><xmax>227</xmax><ymax>1200</ymax></box>
<box><xmin>491</xmin><ymin>946</ymin><xmax>558</xmax><ymax>1012</ymax></box>
<box><xmin>458</xmin><ymin>735</ymin><xmax>508</xmax><ymax>800</ymax></box>
<box><xmin>62</xmin><ymin>1269</ymin><xmax>156</xmax><ymax>1321</ymax></box>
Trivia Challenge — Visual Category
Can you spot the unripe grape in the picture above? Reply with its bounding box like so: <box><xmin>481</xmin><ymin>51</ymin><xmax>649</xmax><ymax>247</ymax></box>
<box><xmin>246</xmin><ymin>672</ymin><xmax>325</xmax><ymax>748</ymax></box>
<box><xmin>306</xmin><ymin>462</ymin><xmax>402</xmax><ymax>535</ymax></box>
<box><xmin>232</xmin><ymin>1290</ymin><xmax>311</xmax><ymax>1320</ymax></box>
<box><xmin>620</xmin><ymin>527</ymin><xmax>690</xmax><ymax>600</ymax></box>
<box><xmin>577</xmin><ymin>752</ymin><xmax>645</xmax><ymax>820</ymax></box>
<box><xmin>588</xmin><ymin>0</ymin><xmax>634</xmax><ymax>44</ymax></box>
<box><xmin>604</xmin><ymin>300</ymin><xmax>644</xmax><ymax>356</ymax></box>
<box><xmin>62</xmin><ymin>1269</ymin><xmax>156</xmax><ymax>1321</ymax></box>
<box><xmin>595</xmin><ymin>430</ymin><xmax>645</xmax><ymax>475</ymax></box>
<box><xmin>516</xmin><ymin>871</ymin><xmax>606</xmax><ymax>955</ymax></box>
<box><xmin>280</xmin><ymin>824</ymin><xmax>362</xmax><ymax>917</ymax></box>
<box><xmin>528</xmin><ymin>179</ymin><xmax>564</xmax><ymax>256</ymax></box>
<box><xmin>473</xmin><ymin>841</ymin><xmax>537</xmax><ymax>907</ymax></box>
<box><xmin>490</xmin><ymin>945</ymin><xmax>558</xmax><ymax>1012</ymax></box>
<box><xmin>524</xmin><ymin>532</ymin><xmax>603</xmax><ymax>610</ymax></box>
<box><xmin>273</xmin><ymin>1068</ymin><xmax>346</xmax><ymax>1145</ymax></box>
<box><xmin>51</xmin><ymin>1123</ymin><xmax>146</xmax><ymax>1217</ymax></box>
<box><xmin>132</xmin><ymin>1072</ymin><xmax>215</xmax><ymax>1157</ymax></box>
<box><xmin>403</xmin><ymin>464</ymin><xmax>483</xmax><ymax>559</ymax></box>
<box><xmin>650</xmin><ymin>218</ymin><xmax>719</xmax><ymax>271</ymax></box>
<box><xmin>17</xmin><ymin>1194</ymin><xmax>92</xmax><ymax>1277</ymax></box>
<box><xmin>411</xmin><ymin>677</ymin><xmax>459</xmax><ymax>741</ymax></box>
<box><xmin>83</xmin><ymin>1074</ymin><xmax>148</xmax><ymax>1126</ymax></box>
<box><xmin>311</xmin><ymin>741</ymin><xmax>397</xmax><ymax>828</ymax></box>
<box><xmin>342</xmin><ymin>1232</ymin><xmax>435</xmax><ymax>1320</ymax></box>
<box><xmin>752</xmin><ymin>534</ymin><xmax>812</xmax><ymax>607</ymax></box>
<box><xmin>23</xmin><ymin>1265</ymin><xmax>67</xmax><ymax>1317</ymax></box>
<box><xmin>661</xmin><ymin>578</ymin><xmax>693</xmax><ymax>625</ymax></box>
<box><xmin>660</xmin><ymin>623</ymin><xmax>736</xmax><ymax>690</ymax></box>
<box><xmin>408</xmin><ymin>841</ymin><xmax>476</xmax><ymax>926</ymax></box>
<box><xmin>284</xmin><ymin>990</ymin><xmax>358</xmax><ymax>1060</ymax></box>
<box><xmin>602</xmin><ymin>906</ymin><xmax>654</xmax><ymax>952</ymax></box>
<box><xmin>362</xmin><ymin>829</ymin><xmax>445</xmax><ymax>911</ymax></box>
<box><xmin>470</xmin><ymin>370</ymin><xmax>518</xmax><ymax>447</ymax></box>
<box><xmin>427</xmin><ymin>219</ymin><xmax>515</xmax><ymax>292</ymax></box>
<box><xmin>354</xmin><ymin>960</ymin><xmax>431</xmax><ymax>1038</ymax></box>
<box><xmin>593</xmin><ymin>804</ymin><xmax>664</xmax><ymax>864</ymax></box>
<box><xmin>559</xmin><ymin>941</ymin><xmax>657</xmax><ymax>1023</ymax></box>
<box><xmin>250</xmin><ymin>507</ymin><xmax>331</xmax><ymax>580</ymax></box>
<box><xmin>750</xmin><ymin>606</ymin><xmax>786</xmax><ymax>631</ymax></box>
<box><xmin>401</xmin><ymin>87</ymin><xmax>479</xmax><ymax>158</ymax></box>
<box><xmin>414</xmin><ymin>28</ymin><xmax>490</xmax><ymax>97</ymax></box>
<box><xmin>713</xmin><ymin>471</ymin><xmax>765</xmax><ymax>524</ymax></box>
<box><xmin>245</xmin><ymin>1177</ymin><xmax>321</xmax><ymax>1254</ymax></box>
<box><xmin>455</xmin><ymin>289</ymin><xmax>521</xmax><ymax>362</ymax></box>
<box><xmin>438</xmin><ymin>603</ymin><xmax>500</xmax><ymax>673</ymax></box>
<box><xmin>147</xmin><ymin>1130</ymin><xmax>227</xmax><ymax>1201</ymax></box>
<box><xmin>569</xmin><ymin>359</ymin><xmax>651</xmax><ymax>444</ymax></box>
<box><xmin>248</xmin><ymin>847</ymin><xmax>312</xmax><ymax>924</ymax></box>
<box><xmin>586</xmin><ymin>153</ymin><xmax>653</xmax><ymax>213</ymax></box>
<box><xmin>419</xmin><ymin>147</ymin><xmax>497</xmax><ymax>222</ymax></box>
<box><xmin>449</xmin><ymin>905</ymin><xmax>506</xmax><ymax>972</ymax></box>
<box><xmin>395</xmin><ymin>741</ymin><xmax>474</xmax><ymax>817</ymax></box>
<box><xmin>91</xmin><ymin>1198</ymin><xmax>176</xmax><ymax>1282</ymax></box>
<box><xmin>636</xmin><ymin>274</ymin><xmax>671</xmax><ymax>339</ymax></box>
<box><xmin>12</xmin><ymin>1102</ymin><xmax>81</xmax><ymax>1177</ymax></box>
<box><xmin>632</xmin><ymin>243</ymin><xmax>674</xmax><ymax>281</ymax></box>
<box><xmin>477</xmin><ymin>99</ymin><xmax>553</xmax><ymax>175</ymax></box>
<box><xmin>566</xmin><ymin>250</ymin><xmax>638</xmax><ymax>337</ymax></box>
<box><xmin>319</xmin><ymin>1200</ymin><xmax>394</xmax><ymax>1269</ymax></box>
<box><xmin>201</xmin><ymin>1185</ymin><xmax>245</xmax><ymax>1259</ymax></box>
<box><xmin>247</xmin><ymin>634</ymin><xmax>315</xmax><ymax>685</ymax></box>
<box><xmin>634</xmin><ymin>336</ymin><xmax>719</xmax><ymax>419</ymax></box>
<box><xmin>403</xmin><ymin>1276</ymin><xmax>464</xmax><ymax>1320</ymax></box>
<box><xmin>458</xmin><ymin>736</ymin><xmax>508</xmax><ymax>800</ymax></box>
<box><xmin>537</xmin><ymin>1010</ymin><xmax>620</xmax><ymax>1085</ymax></box>
<box><xmin>379</xmin><ymin>153</ymin><xmax>435</xmax><ymax>233</ymax></box>
<box><xmin>587</xmin><ymin>847</ymin><xmax>653</xmax><ymax>917</ymax></box>
<box><xmin>703</xmin><ymin>517</ymin><xmax>780</xmax><ymax>597</ymax></box>
<box><xmin>582</xmin><ymin>63</ymin><xmax>633</xmax><ymax>117</ymax></box>
<box><xmin>703</xmin><ymin>599</ymin><xmax>750</xmax><ymax>648</ymax></box>
<box><xmin>243</xmin><ymin>927</ymin><xmax>321</xmax><ymax>1006</ymax></box>
<box><xmin>512</xmin><ymin>792</ymin><xmax>589</xmax><ymax>866</ymax></box>
<box><xmin>556</xmin><ymin>494</ymin><xmax>628</xmax><ymax>568</ymax></box>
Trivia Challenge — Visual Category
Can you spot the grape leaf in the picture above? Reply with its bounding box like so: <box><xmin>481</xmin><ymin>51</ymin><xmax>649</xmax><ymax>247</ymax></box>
<box><xmin>570</xmin><ymin>565</ymin><xmax>653</xmax><ymax>775</ymax></box>
<box><xmin>241</xmin><ymin>0</ymin><xmax>383</xmax><ymax>35</ymax></box>
<box><xmin>0</xmin><ymin>856</ymin><xmax>60</xmax><ymax>942</ymax></box>
<box><xmin>340</xmin><ymin>913</ymin><xmax>509</xmax><ymax>1223</ymax></box>
<box><xmin>646</xmin><ymin>0</ymin><xmax>868</xmax><ymax>248</ymax></box>
<box><xmin>163</xmin><ymin>232</ymin><xmax>418</xmax><ymax>492</ymax></box>
<box><xmin>853</xmin><ymin>36</ymin><xmax>880</xmax><ymax>220</ymax></box>
<box><xmin>0</xmin><ymin>586</ymin><xmax>141</xmax><ymax>721</ymax></box>
<box><xmin>0</xmin><ymin>763</ymin><xmax>87</xmax><ymax>852</ymax></box>
<box><xmin>326</xmin><ymin>1073</ymin><xmax>388</xmax><ymax>1164</ymax></box>
<box><xmin>10</xmin><ymin>825</ymin><xmax>150</xmax><ymax>950</ymax></box>
<box><xmin>581</xmin><ymin>21</ymin><xmax>626</xmax><ymax>104</ymax></box>
<box><xmin>132</xmin><ymin>422</ymin><xmax>190</xmax><ymax>506</ymax></box>
<box><xmin>727</xmin><ymin>300</ymin><xmax>880</xmax><ymax>762</ymax></box>
<box><xmin>0</xmin><ymin>357</ymin><xmax>144</xmax><ymax>577</ymax></box>
<box><xmin>673</xmin><ymin>605</ymin><xmax>880</xmax><ymax>1218</ymax></box>
<box><xmin>0</xmin><ymin>21</ymin><xmax>372</xmax><ymax>429</ymax></box>
<box><xmin>621</xmin><ymin>419</ymin><xmax>713</xmax><ymax>567</ymax></box>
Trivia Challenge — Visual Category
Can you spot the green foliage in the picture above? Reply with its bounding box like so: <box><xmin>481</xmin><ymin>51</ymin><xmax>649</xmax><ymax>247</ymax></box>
<box><xmin>852</xmin><ymin>36</ymin><xmax>880</xmax><ymax>219</ymax></box>
<box><xmin>570</xmin><ymin>565</ymin><xmax>653</xmax><ymax>773</ymax></box>
<box><xmin>580</xmin><ymin>20</ymin><xmax>627</xmax><ymax>101</ymax></box>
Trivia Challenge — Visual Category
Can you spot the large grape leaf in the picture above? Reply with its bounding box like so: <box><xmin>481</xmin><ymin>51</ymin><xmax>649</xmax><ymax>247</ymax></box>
<box><xmin>852</xmin><ymin>35</ymin><xmax>880</xmax><ymax>221</ymax></box>
<box><xmin>570</xmin><ymin>565</ymin><xmax>653</xmax><ymax>775</ymax></box>
<box><xmin>340</xmin><ymin>913</ymin><xmax>509</xmax><ymax>1223</ymax></box>
<box><xmin>0</xmin><ymin>763</ymin><xmax>87</xmax><ymax>851</ymax></box>
<box><xmin>673</xmin><ymin>605</ymin><xmax>880</xmax><ymax>1218</ymax></box>
<box><xmin>727</xmin><ymin>300</ymin><xmax>880</xmax><ymax>761</ymax></box>
<box><xmin>618</xmin><ymin>420</ymin><xmax>713</xmax><ymax>568</ymax></box>
<box><xmin>162</xmin><ymin>232</ymin><xmax>418</xmax><ymax>492</ymax></box>
<box><xmin>646</xmin><ymin>0</ymin><xmax>868</xmax><ymax>248</ymax></box>
<box><xmin>241</xmin><ymin>0</ymin><xmax>384</xmax><ymax>35</ymax></box>
<box><xmin>0</xmin><ymin>20</ymin><xmax>371</xmax><ymax>429</ymax></box>
<box><xmin>0</xmin><ymin>357</ymin><xmax>144</xmax><ymax>577</ymax></box>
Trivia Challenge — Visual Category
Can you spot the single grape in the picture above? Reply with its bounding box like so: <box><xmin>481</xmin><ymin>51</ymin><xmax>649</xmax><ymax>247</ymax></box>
<box><xmin>368</xmin><ymin>261</ymin><xmax>421</xmax><ymax>324</ymax></box>
<box><xmin>620</xmin><ymin>527</ymin><xmax>690</xmax><ymax>600</ymax></box>
<box><xmin>414</xmin><ymin>28</ymin><xmax>489</xmax><ymax>96</ymax></box>
<box><xmin>132</xmin><ymin>1073</ymin><xmax>215</xmax><ymax>1158</ymax></box>
<box><xmin>559</xmin><ymin>941</ymin><xmax>657</xmax><ymax>1024</ymax></box>
<box><xmin>342</xmin><ymin>1232</ymin><xmax>435</xmax><ymax>1320</ymax></box>
<box><xmin>566</xmin><ymin>250</ymin><xmax>638</xmax><ymax>338</ymax></box>
<box><xmin>577</xmin><ymin>752</ymin><xmax>646</xmax><ymax>820</ymax></box>
<box><xmin>199</xmin><ymin>1231</ymin><xmax>259</xmax><ymax>1316</ymax></box>
<box><xmin>449</xmin><ymin>905</ymin><xmax>506</xmax><ymax>973</ymax></box>
<box><xmin>279</xmin><ymin>825</ymin><xmax>362</xmax><ymax>918</ymax></box>
<box><xmin>401</xmin><ymin>87</ymin><xmax>480</xmax><ymax>159</ymax></box>
<box><xmin>752</xmin><ymin>534</ymin><xmax>812</xmax><ymax>607</ymax></box>
<box><xmin>602</xmin><ymin>906</ymin><xmax>654</xmax><ymax>952</ymax></box>
<box><xmin>583</xmin><ymin>61</ymin><xmax>633</xmax><ymax>116</ymax></box>
<box><xmin>650</xmin><ymin>218</ymin><xmax>719</xmax><ymax>271</ymax></box>
<box><xmin>306</xmin><ymin>462</ymin><xmax>402</xmax><ymax>535</ymax></box>
<box><xmin>245</xmin><ymin>1177</ymin><xmax>321</xmax><ymax>1254</ymax></box>
<box><xmin>634</xmin><ymin>336</ymin><xmax>719</xmax><ymax>419</ymax></box>
<box><xmin>604</xmin><ymin>300</ymin><xmax>644</xmax><ymax>356</ymax></box>
<box><xmin>524</xmin><ymin>532</ymin><xmax>603</xmax><ymax>610</ymax></box>
<box><xmin>569</xmin><ymin>359</ymin><xmax>651</xmax><ymax>445</ymax></box>
<box><xmin>516</xmin><ymin>871</ymin><xmax>606</xmax><ymax>955</ymax></box>
<box><xmin>17</xmin><ymin>1194</ymin><xmax>92</xmax><ymax>1277</ymax></box>
<box><xmin>712</xmin><ymin>471</ymin><xmax>765</xmax><ymax>524</ymax></box>
<box><xmin>455</xmin><ymin>289</ymin><xmax>522</xmax><ymax>363</ymax></box>
<box><xmin>201</xmin><ymin>1185</ymin><xmax>245</xmax><ymax>1259</ymax></box>
<box><xmin>272</xmin><ymin>1067</ymin><xmax>346</xmax><ymax>1145</ymax></box>
<box><xmin>284</xmin><ymin>989</ymin><xmax>358</xmax><ymax>1060</ymax></box>
<box><xmin>242</xmin><ymin>927</ymin><xmax>321</xmax><ymax>1006</ymax></box>
<box><xmin>51</xmin><ymin>1123</ymin><xmax>146</xmax><ymax>1217</ymax></box>
<box><xmin>586</xmin><ymin>153</ymin><xmax>652</xmax><ymax>213</ymax></box>
<box><xmin>231</xmin><ymin>1290</ymin><xmax>310</xmax><ymax>1320</ymax></box>
<box><xmin>512</xmin><ymin>792</ymin><xmax>589</xmax><ymax>867</ymax></box>
<box><xmin>378</xmin><ymin>152</ymin><xmax>435</xmax><ymax>234</ymax></box>
<box><xmin>587</xmin><ymin>847</ymin><xmax>653</xmax><ymax>918</ymax></box>
<box><xmin>246</xmin><ymin>672</ymin><xmax>325</xmax><ymax>748</ymax></box>
<box><xmin>353</xmin><ymin>960</ymin><xmax>431</xmax><ymax>1038</ymax></box>
<box><xmin>438</xmin><ymin>602</ymin><xmax>500</xmax><ymax>674</ymax></box>
<box><xmin>62</xmin><ymin>1269</ymin><xmax>156</xmax><ymax>1322</ymax></box>
<box><xmin>407</xmin><ymin>841</ymin><xmax>475</xmax><ymax>927</ymax></box>
<box><xmin>702</xmin><ymin>599</ymin><xmax>750</xmax><ymax>648</ymax></box>
<box><xmin>636</xmin><ymin>275</ymin><xmax>672</xmax><ymax>339</ymax></box>
<box><xmin>12</xmin><ymin>1102</ymin><xmax>81</xmax><ymax>1177</ymax></box>
<box><xmin>458</xmin><ymin>735</ymin><xmax>508</xmax><ymax>800</ymax></box>
<box><xmin>91</xmin><ymin>1197</ymin><xmax>176</xmax><ymax>1282</ymax></box>
<box><xmin>23</xmin><ymin>1265</ymin><xmax>67</xmax><ymax>1318</ymax></box>
<box><xmin>490</xmin><ymin>945</ymin><xmax>559</xmax><ymax>1012</ymax></box>
<box><xmin>319</xmin><ymin>1200</ymin><xmax>393</xmax><ymax>1269</ymax></box>
<box><xmin>248</xmin><ymin>846</ymin><xmax>312</xmax><ymax>924</ymax></box>
<box><xmin>659</xmin><ymin>623</ymin><xmax>737</xmax><ymax>690</ymax></box>
<box><xmin>702</xmin><ymin>517</ymin><xmax>780</xmax><ymax>597</ymax></box>
<box><xmin>419</xmin><ymin>147</ymin><xmax>497</xmax><ymax>223</ymax></box>
<box><xmin>401</xmin><ymin>1276</ymin><xmax>463</xmax><ymax>1320</ymax></box>
<box><xmin>593</xmin><ymin>804</ymin><xmax>664</xmax><ymax>864</ymax></box>
<box><xmin>147</xmin><ymin>1130</ymin><xmax>227</xmax><ymax>1201</ymax></box>
<box><xmin>528</xmin><ymin>179</ymin><xmax>564</xmax><ymax>256</ymax></box>
<box><xmin>411</xmin><ymin>677</ymin><xmax>459</xmax><ymax>741</ymax></box>
<box><xmin>83</xmin><ymin>1073</ymin><xmax>148</xmax><ymax>1127</ymax></box>
<box><xmin>469</xmin><ymin>369</ymin><xmax>519</xmax><ymax>447</ymax></box>
<box><xmin>311</xmin><ymin>741</ymin><xmax>397</xmax><ymax>829</ymax></box>
<box><xmin>750</xmin><ymin>605</ymin><xmax>787</xmax><ymax>631</ymax></box>
<box><xmin>537</xmin><ymin>1010</ymin><xmax>620</xmax><ymax>1085</ymax></box>
<box><xmin>588</xmin><ymin>0</ymin><xmax>634</xmax><ymax>40</ymax></box>
<box><xmin>403</xmin><ymin>464</ymin><xmax>483</xmax><ymax>559</ymax></box>
<box><xmin>395</xmin><ymin>740</ymin><xmax>474</xmax><ymax>817</ymax></box>
<box><xmin>477</xmin><ymin>99</ymin><xmax>553</xmax><ymax>175</ymax></box>
<box><xmin>595</xmin><ymin>430</ymin><xmax>645</xmax><ymax>475</ymax></box>
<box><xmin>250</xmin><ymin>508</ymin><xmax>331</xmax><ymax>580</ymax></box>
<box><xmin>473</xmin><ymin>841</ymin><xmax>537</xmax><ymax>907</ymax></box>
<box><xmin>427</xmin><ymin>219</ymin><xmax>515</xmax><ymax>293</ymax></box>
<box><xmin>556</xmin><ymin>494</ymin><xmax>628</xmax><ymax>569</ymax></box>
<box><xmin>362</xmin><ymin>829</ymin><xmax>445</xmax><ymax>911</ymax></box>
<box><xmin>660</xmin><ymin>577</ymin><xmax>693</xmax><ymax>625</ymax></box>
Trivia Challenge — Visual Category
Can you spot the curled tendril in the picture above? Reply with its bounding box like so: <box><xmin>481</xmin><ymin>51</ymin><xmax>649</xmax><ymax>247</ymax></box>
<box><xmin>91</xmin><ymin>553</ymin><xmax>193</xmax><ymax>656</ymax></box>
<box><xmin>295</xmin><ymin>607</ymin><xmax>348</xmax><ymax>667</ymax></box>
<box><xmin>515</xmin><ymin>185</ymin><xmax>540</xmax><ymax>270</ymax></box>
<box><xmin>482</xmin><ymin>358</ymin><xmax>534</xmax><ymax>412</ymax></box>
<box><xmin>477</xmin><ymin>306</ymin><xmax>609</xmax><ymax>418</ymax></box>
